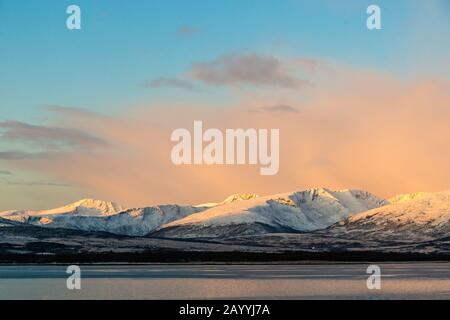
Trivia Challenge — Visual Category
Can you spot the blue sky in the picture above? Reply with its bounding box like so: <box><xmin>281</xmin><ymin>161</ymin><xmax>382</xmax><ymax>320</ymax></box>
<box><xmin>1</xmin><ymin>0</ymin><xmax>448</xmax><ymax>122</ymax></box>
<box><xmin>0</xmin><ymin>0</ymin><xmax>449</xmax><ymax>210</ymax></box>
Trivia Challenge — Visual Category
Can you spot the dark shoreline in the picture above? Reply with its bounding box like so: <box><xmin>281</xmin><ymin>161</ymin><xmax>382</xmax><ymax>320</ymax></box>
<box><xmin>1</xmin><ymin>250</ymin><xmax>449</xmax><ymax>264</ymax></box>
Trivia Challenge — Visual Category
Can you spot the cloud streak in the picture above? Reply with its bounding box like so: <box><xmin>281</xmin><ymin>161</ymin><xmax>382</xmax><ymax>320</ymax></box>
<box><xmin>0</xmin><ymin>120</ymin><xmax>106</xmax><ymax>150</ymax></box>
<box><xmin>0</xmin><ymin>151</ymin><xmax>50</xmax><ymax>160</ymax></box>
<box><xmin>145</xmin><ymin>77</ymin><xmax>201</xmax><ymax>92</ymax></box>
<box><xmin>251</xmin><ymin>104</ymin><xmax>300</xmax><ymax>114</ymax></box>
<box><xmin>176</xmin><ymin>25</ymin><xmax>199</xmax><ymax>37</ymax></box>
<box><xmin>0</xmin><ymin>177</ymin><xmax>70</xmax><ymax>187</ymax></box>
<box><xmin>190</xmin><ymin>53</ymin><xmax>311</xmax><ymax>88</ymax></box>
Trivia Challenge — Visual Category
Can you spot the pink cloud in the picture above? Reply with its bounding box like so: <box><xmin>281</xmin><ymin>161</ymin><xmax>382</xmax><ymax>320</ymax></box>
<box><xmin>7</xmin><ymin>64</ymin><xmax>450</xmax><ymax>207</ymax></box>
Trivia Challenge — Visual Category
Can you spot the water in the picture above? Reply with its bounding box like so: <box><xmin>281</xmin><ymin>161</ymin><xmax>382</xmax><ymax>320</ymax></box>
<box><xmin>1</xmin><ymin>263</ymin><xmax>450</xmax><ymax>299</ymax></box>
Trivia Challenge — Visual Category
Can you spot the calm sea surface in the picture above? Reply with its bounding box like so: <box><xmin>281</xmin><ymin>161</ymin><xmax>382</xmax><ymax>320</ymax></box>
<box><xmin>1</xmin><ymin>263</ymin><xmax>449</xmax><ymax>299</ymax></box>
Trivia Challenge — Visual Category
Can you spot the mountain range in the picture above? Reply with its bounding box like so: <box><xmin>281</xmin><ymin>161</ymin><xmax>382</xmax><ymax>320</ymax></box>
<box><xmin>0</xmin><ymin>188</ymin><xmax>386</xmax><ymax>237</ymax></box>
<box><xmin>1</xmin><ymin>188</ymin><xmax>450</xmax><ymax>259</ymax></box>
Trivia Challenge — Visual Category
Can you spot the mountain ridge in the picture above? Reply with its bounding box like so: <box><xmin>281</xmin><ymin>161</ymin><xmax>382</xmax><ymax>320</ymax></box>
<box><xmin>329</xmin><ymin>189</ymin><xmax>450</xmax><ymax>241</ymax></box>
<box><xmin>0</xmin><ymin>198</ymin><xmax>125</xmax><ymax>220</ymax></box>
<box><xmin>1</xmin><ymin>188</ymin><xmax>450</xmax><ymax>257</ymax></box>
<box><xmin>1</xmin><ymin>188</ymin><xmax>449</xmax><ymax>242</ymax></box>
<box><xmin>152</xmin><ymin>188</ymin><xmax>387</xmax><ymax>239</ymax></box>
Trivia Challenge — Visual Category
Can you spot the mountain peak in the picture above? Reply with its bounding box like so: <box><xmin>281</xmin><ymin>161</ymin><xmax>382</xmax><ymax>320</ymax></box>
<box><xmin>195</xmin><ymin>193</ymin><xmax>259</xmax><ymax>208</ymax></box>
<box><xmin>159</xmin><ymin>188</ymin><xmax>388</xmax><ymax>239</ymax></box>
<box><xmin>60</xmin><ymin>198</ymin><xmax>125</xmax><ymax>216</ymax></box>
<box><xmin>337</xmin><ymin>189</ymin><xmax>450</xmax><ymax>241</ymax></box>
<box><xmin>0</xmin><ymin>198</ymin><xmax>126</xmax><ymax>220</ymax></box>
<box><xmin>388</xmin><ymin>192</ymin><xmax>432</xmax><ymax>204</ymax></box>
<box><xmin>220</xmin><ymin>193</ymin><xmax>259</xmax><ymax>204</ymax></box>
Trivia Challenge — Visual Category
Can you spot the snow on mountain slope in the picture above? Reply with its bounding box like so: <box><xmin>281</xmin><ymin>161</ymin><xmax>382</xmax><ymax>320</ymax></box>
<box><xmin>0</xmin><ymin>194</ymin><xmax>256</xmax><ymax>236</ymax></box>
<box><xmin>220</xmin><ymin>193</ymin><xmax>259</xmax><ymax>204</ymax></box>
<box><xmin>152</xmin><ymin>188</ymin><xmax>387</xmax><ymax>239</ymax></box>
<box><xmin>0</xmin><ymin>198</ymin><xmax>125</xmax><ymax>221</ymax></box>
<box><xmin>4</xmin><ymin>204</ymin><xmax>207</xmax><ymax>236</ymax></box>
<box><xmin>45</xmin><ymin>199</ymin><xmax>125</xmax><ymax>216</ymax></box>
<box><xmin>329</xmin><ymin>190</ymin><xmax>450</xmax><ymax>241</ymax></box>
<box><xmin>195</xmin><ymin>193</ymin><xmax>259</xmax><ymax>208</ymax></box>
<box><xmin>388</xmin><ymin>192</ymin><xmax>434</xmax><ymax>204</ymax></box>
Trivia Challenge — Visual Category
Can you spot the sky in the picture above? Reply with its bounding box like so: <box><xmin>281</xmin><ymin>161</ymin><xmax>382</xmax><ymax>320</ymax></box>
<box><xmin>0</xmin><ymin>0</ymin><xmax>449</xmax><ymax>210</ymax></box>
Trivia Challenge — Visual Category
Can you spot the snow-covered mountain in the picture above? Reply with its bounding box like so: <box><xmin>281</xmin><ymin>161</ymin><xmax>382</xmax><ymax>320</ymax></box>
<box><xmin>0</xmin><ymin>198</ymin><xmax>125</xmax><ymax>222</ymax></box>
<box><xmin>152</xmin><ymin>188</ymin><xmax>387</xmax><ymax>239</ymax></box>
<box><xmin>0</xmin><ymin>189</ymin><xmax>386</xmax><ymax>238</ymax></box>
<box><xmin>2</xmin><ymin>189</ymin><xmax>450</xmax><ymax>258</ymax></box>
<box><xmin>0</xmin><ymin>200</ymin><xmax>208</xmax><ymax>236</ymax></box>
<box><xmin>33</xmin><ymin>205</ymin><xmax>208</xmax><ymax>236</ymax></box>
<box><xmin>6</xmin><ymin>189</ymin><xmax>449</xmax><ymax>242</ymax></box>
<box><xmin>329</xmin><ymin>190</ymin><xmax>450</xmax><ymax>241</ymax></box>
<box><xmin>0</xmin><ymin>194</ymin><xmax>262</xmax><ymax>236</ymax></box>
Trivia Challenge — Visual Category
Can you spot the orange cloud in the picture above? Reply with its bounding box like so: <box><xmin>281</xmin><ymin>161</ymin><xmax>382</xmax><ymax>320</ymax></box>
<box><xmin>6</xmin><ymin>64</ymin><xmax>450</xmax><ymax>207</ymax></box>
